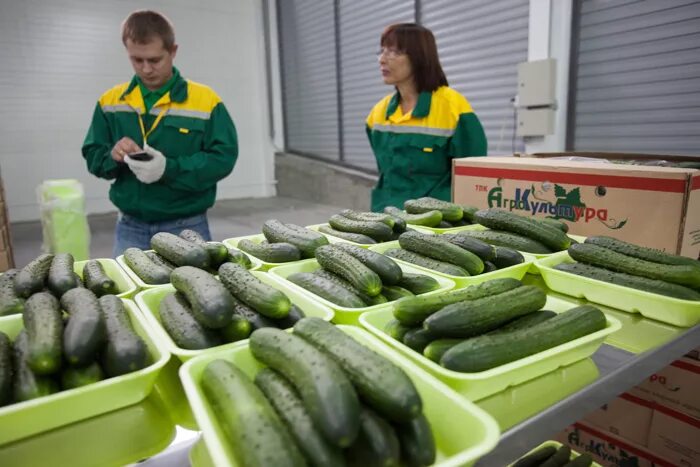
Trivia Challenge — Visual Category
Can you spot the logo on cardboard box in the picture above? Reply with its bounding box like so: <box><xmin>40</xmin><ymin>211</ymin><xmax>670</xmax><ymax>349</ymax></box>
<box><xmin>486</xmin><ymin>183</ymin><xmax>628</xmax><ymax>229</ymax></box>
<box><xmin>567</xmin><ymin>427</ymin><xmax>642</xmax><ymax>466</ymax></box>
<box><xmin>646</xmin><ymin>374</ymin><xmax>681</xmax><ymax>393</ymax></box>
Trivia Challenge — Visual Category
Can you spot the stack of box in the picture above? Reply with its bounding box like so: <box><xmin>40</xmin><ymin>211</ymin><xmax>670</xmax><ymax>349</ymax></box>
<box><xmin>0</xmin><ymin>169</ymin><xmax>14</xmax><ymax>271</ymax></box>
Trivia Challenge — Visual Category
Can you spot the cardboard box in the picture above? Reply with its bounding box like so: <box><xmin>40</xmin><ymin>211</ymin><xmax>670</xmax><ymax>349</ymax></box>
<box><xmin>557</xmin><ymin>422</ymin><xmax>674</xmax><ymax>467</ymax></box>
<box><xmin>583</xmin><ymin>393</ymin><xmax>654</xmax><ymax>446</ymax></box>
<box><xmin>635</xmin><ymin>357</ymin><xmax>700</xmax><ymax>420</ymax></box>
<box><xmin>452</xmin><ymin>155</ymin><xmax>700</xmax><ymax>257</ymax></box>
<box><xmin>648</xmin><ymin>405</ymin><xmax>700</xmax><ymax>467</ymax></box>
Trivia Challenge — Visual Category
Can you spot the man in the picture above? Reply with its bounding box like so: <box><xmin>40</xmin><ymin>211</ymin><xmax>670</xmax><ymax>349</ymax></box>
<box><xmin>82</xmin><ymin>10</ymin><xmax>238</xmax><ymax>256</ymax></box>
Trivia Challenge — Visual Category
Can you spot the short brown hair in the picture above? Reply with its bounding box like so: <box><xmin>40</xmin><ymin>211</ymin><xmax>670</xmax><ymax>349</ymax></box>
<box><xmin>381</xmin><ymin>23</ymin><xmax>448</xmax><ymax>93</ymax></box>
<box><xmin>122</xmin><ymin>10</ymin><xmax>176</xmax><ymax>50</ymax></box>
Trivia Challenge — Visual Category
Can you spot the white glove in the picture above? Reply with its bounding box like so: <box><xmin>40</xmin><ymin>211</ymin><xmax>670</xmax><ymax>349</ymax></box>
<box><xmin>124</xmin><ymin>143</ymin><xmax>166</xmax><ymax>184</ymax></box>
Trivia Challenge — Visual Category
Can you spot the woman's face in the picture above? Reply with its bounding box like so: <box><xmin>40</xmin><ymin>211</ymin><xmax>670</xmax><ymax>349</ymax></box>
<box><xmin>378</xmin><ymin>46</ymin><xmax>413</xmax><ymax>87</ymax></box>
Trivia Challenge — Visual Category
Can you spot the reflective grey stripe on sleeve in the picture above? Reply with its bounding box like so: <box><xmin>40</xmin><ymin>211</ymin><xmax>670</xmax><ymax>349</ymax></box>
<box><xmin>371</xmin><ymin>124</ymin><xmax>454</xmax><ymax>137</ymax></box>
<box><xmin>149</xmin><ymin>108</ymin><xmax>211</xmax><ymax>120</ymax></box>
<box><xmin>102</xmin><ymin>104</ymin><xmax>141</xmax><ymax>114</ymax></box>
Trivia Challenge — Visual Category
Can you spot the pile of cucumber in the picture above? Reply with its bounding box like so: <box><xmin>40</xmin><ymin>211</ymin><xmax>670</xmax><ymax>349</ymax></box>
<box><xmin>464</xmin><ymin>208</ymin><xmax>573</xmax><ymax>254</ymax></box>
<box><xmin>202</xmin><ymin>318</ymin><xmax>436</xmax><ymax>466</ymax></box>
<box><xmin>238</xmin><ymin>219</ymin><xmax>329</xmax><ymax>263</ymax></box>
<box><xmin>158</xmin><ymin>263</ymin><xmax>306</xmax><ymax>350</ymax></box>
<box><xmin>384</xmin><ymin>197</ymin><xmax>478</xmax><ymax>229</ymax></box>
<box><xmin>513</xmin><ymin>443</ymin><xmax>593</xmax><ymax>467</ymax></box>
<box><xmin>386</xmin><ymin>230</ymin><xmax>525</xmax><ymax>277</ymax></box>
<box><xmin>0</xmin><ymin>290</ymin><xmax>148</xmax><ymax>406</ymax></box>
<box><xmin>287</xmin><ymin>243</ymin><xmax>441</xmax><ymax>308</ymax></box>
<box><xmin>1</xmin><ymin>253</ymin><xmax>119</xmax><ymax>317</ymax></box>
<box><xmin>124</xmin><ymin>229</ymin><xmax>252</xmax><ymax>284</ymax></box>
<box><xmin>385</xmin><ymin>278</ymin><xmax>607</xmax><ymax>372</ymax></box>
<box><xmin>555</xmin><ymin>236</ymin><xmax>700</xmax><ymax>301</ymax></box>
<box><xmin>322</xmin><ymin>209</ymin><xmax>408</xmax><ymax>243</ymax></box>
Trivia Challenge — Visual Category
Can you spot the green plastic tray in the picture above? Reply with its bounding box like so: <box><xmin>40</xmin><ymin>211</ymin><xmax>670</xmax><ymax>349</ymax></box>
<box><xmin>189</xmin><ymin>438</ymin><xmax>215</xmax><ymax>467</ymax></box>
<box><xmin>0</xmin><ymin>299</ymin><xmax>169</xmax><ymax>445</ymax></box>
<box><xmin>305</xmin><ymin>222</ymin><xmax>434</xmax><ymax>247</ymax></box>
<box><xmin>369</xmin><ymin>240</ymin><xmax>535</xmax><ymax>289</ymax></box>
<box><xmin>135</xmin><ymin>271</ymin><xmax>335</xmax><ymax>362</ymax></box>
<box><xmin>268</xmin><ymin>260</ymin><xmax>455</xmax><ymax>325</ymax></box>
<box><xmin>74</xmin><ymin>258</ymin><xmax>138</xmax><ymax>299</ymax></box>
<box><xmin>180</xmin><ymin>325</ymin><xmax>500</xmax><ymax>467</ymax></box>
<box><xmin>359</xmin><ymin>295</ymin><xmax>621</xmax><ymax>401</ymax></box>
<box><xmin>222</xmin><ymin>234</ymin><xmax>325</xmax><ymax>271</ymax></box>
<box><xmin>508</xmin><ymin>440</ymin><xmax>604</xmax><ymax>467</ymax></box>
<box><xmin>152</xmin><ymin>356</ymin><xmax>198</xmax><ymax>430</ymax></box>
<box><xmin>536</xmin><ymin>251</ymin><xmax>700</xmax><ymax>327</ymax></box>
<box><xmin>0</xmin><ymin>391</ymin><xmax>176</xmax><ymax>466</ymax></box>
<box><xmin>477</xmin><ymin>358</ymin><xmax>599</xmax><ymax>431</ymax></box>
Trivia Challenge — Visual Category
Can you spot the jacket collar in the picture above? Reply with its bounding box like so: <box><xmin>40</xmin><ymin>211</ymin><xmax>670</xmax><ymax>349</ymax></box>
<box><xmin>385</xmin><ymin>89</ymin><xmax>432</xmax><ymax>119</ymax></box>
<box><xmin>120</xmin><ymin>67</ymin><xmax>188</xmax><ymax>103</ymax></box>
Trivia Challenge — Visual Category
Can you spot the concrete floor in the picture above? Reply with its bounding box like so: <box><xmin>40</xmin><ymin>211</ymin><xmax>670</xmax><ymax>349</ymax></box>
<box><xmin>9</xmin><ymin>196</ymin><xmax>344</xmax><ymax>267</ymax></box>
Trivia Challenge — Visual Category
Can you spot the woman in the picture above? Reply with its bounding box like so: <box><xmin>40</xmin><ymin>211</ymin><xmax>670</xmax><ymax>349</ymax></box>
<box><xmin>366</xmin><ymin>23</ymin><xmax>487</xmax><ymax>212</ymax></box>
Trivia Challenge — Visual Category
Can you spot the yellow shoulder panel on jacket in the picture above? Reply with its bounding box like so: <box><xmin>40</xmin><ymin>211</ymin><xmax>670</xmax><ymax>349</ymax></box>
<box><xmin>169</xmin><ymin>80</ymin><xmax>223</xmax><ymax>116</ymax></box>
<box><xmin>436</xmin><ymin>87</ymin><xmax>474</xmax><ymax>115</ymax></box>
<box><xmin>366</xmin><ymin>93</ymin><xmax>394</xmax><ymax>128</ymax></box>
<box><xmin>98</xmin><ymin>82</ymin><xmax>131</xmax><ymax>107</ymax></box>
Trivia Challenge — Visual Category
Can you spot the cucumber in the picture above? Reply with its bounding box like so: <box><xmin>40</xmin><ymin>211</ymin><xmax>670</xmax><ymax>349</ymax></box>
<box><xmin>393</xmin><ymin>278</ymin><xmax>522</xmax><ymax>325</ymax></box>
<box><xmin>170</xmin><ymin>266</ymin><xmax>235</xmax><ymax>328</ymax></box>
<box><xmin>564</xmin><ymin>453</ymin><xmax>593</xmax><ymax>467</ymax></box>
<box><xmin>404</xmin><ymin>197</ymin><xmax>463</xmax><ymax>222</ymax></box>
<box><xmin>317</xmin><ymin>225</ymin><xmax>377</xmax><ymax>244</ymax></box>
<box><xmin>424</xmin><ymin>285</ymin><xmax>547</xmax><ymax>338</ymax></box>
<box><xmin>99</xmin><ymin>295</ymin><xmax>148</xmax><ymax>376</ymax></box>
<box><xmin>402</xmin><ymin>327</ymin><xmax>435</xmax><ymax>354</ymax></box>
<box><xmin>383</xmin><ymin>206</ymin><xmax>443</xmax><ymax>227</ymax></box>
<box><xmin>250</xmin><ymin>328</ymin><xmax>361</xmax><ymax>448</ymax></box>
<box><xmin>397</xmin><ymin>272</ymin><xmax>440</xmax><ymax>295</ymax></box>
<box><xmin>83</xmin><ymin>260</ymin><xmax>118</xmax><ymax>297</ymax></box>
<box><xmin>332</xmin><ymin>243</ymin><xmax>403</xmax><ymax>285</ymax></box>
<box><xmin>219</xmin><ymin>315</ymin><xmax>252</xmax><ymax>342</ymax></box>
<box><xmin>23</xmin><ymin>292</ymin><xmax>63</xmax><ymax>375</ymax></box>
<box><xmin>512</xmin><ymin>445</ymin><xmax>557</xmax><ymax>467</ymax></box>
<box><xmin>262</xmin><ymin>219</ymin><xmax>329</xmax><ymax>258</ymax></box>
<box><xmin>541</xmin><ymin>445</ymin><xmax>572</xmax><ymax>467</ymax></box>
<box><xmin>255</xmin><ymin>368</ymin><xmax>345</xmax><ymax>467</ymax></box>
<box><xmin>47</xmin><ymin>253</ymin><xmax>78</xmax><ymax>297</ymax></box>
<box><xmin>346</xmin><ymin>406</ymin><xmax>400</xmax><ymax>467</ymax></box>
<box><xmin>145</xmin><ymin>251</ymin><xmax>176</xmax><ymax>273</ymax></box>
<box><xmin>340</xmin><ymin>209</ymin><xmax>395</xmax><ymax>228</ymax></box>
<box><xmin>60</xmin><ymin>288</ymin><xmax>106</xmax><ymax>367</ymax></box>
<box><xmin>483</xmin><ymin>261</ymin><xmax>498</xmax><ymax>272</ymax></box>
<box><xmin>568</xmin><ymin>242</ymin><xmax>700</xmax><ymax>288</ymax></box>
<box><xmin>237</xmin><ymin>238</ymin><xmax>301</xmax><ymax>263</ymax></box>
<box><xmin>387</xmin><ymin>214</ymin><xmax>407</xmax><ymax>233</ymax></box>
<box><xmin>441</xmin><ymin>305</ymin><xmax>607</xmax><ymax>372</ymax></box>
<box><xmin>12</xmin><ymin>331</ymin><xmax>60</xmax><ymax>402</ymax></box>
<box><xmin>312</xmin><ymin>269</ymin><xmax>378</xmax><ymax>305</ymax></box>
<box><xmin>73</xmin><ymin>273</ymin><xmax>85</xmax><ymax>288</ymax></box>
<box><xmin>585</xmin><ymin>236</ymin><xmax>700</xmax><ymax>269</ymax></box>
<box><xmin>289</xmin><ymin>271</ymin><xmax>368</xmax><ymax>307</ymax></box>
<box><xmin>457</xmin><ymin>229</ymin><xmax>553</xmax><ymax>254</ymax></box>
<box><xmin>0</xmin><ymin>331</ymin><xmax>13</xmax><ymax>405</ymax></box>
<box><xmin>395</xmin><ymin>412</ymin><xmax>436</xmax><ymax>467</ymax></box>
<box><xmin>366</xmin><ymin>294</ymin><xmax>389</xmax><ymax>305</ymax></box>
<box><xmin>201</xmin><ymin>359</ymin><xmax>306</xmax><ymax>466</ymax></box>
<box><xmin>423</xmin><ymin>338</ymin><xmax>463</xmax><ymax>363</ymax></box>
<box><xmin>315</xmin><ymin>245</ymin><xmax>383</xmax><ymax>296</ymax></box>
<box><xmin>230</xmin><ymin>294</ymin><xmax>279</xmax><ymax>330</ymax></box>
<box><xmin>61</xmin><ymin>362</ymin><xmax>104</xmax><ymax>390</ymax></box>
<box><xmin>489</xmin><ymin>310</ymin><xmax>557</xmax><ymax>334</ymax></box>
<box><xmin>226</xmin><ymin>248</ymin><xmax>253</xmax><ymax>269</ymax></box>
<box><xmin>0</xmin><ymin>269</ymin><xmax>24</xmax><ymax>316</ymax></box>
<box><xmin>436</xmin><ymin>220</ymin><xmax>453</xmax><ymax>228</ymax></box>
<box><xmin>399</xmin><ymin>231</ymin><xmax>484</xmax><ymax>274</ymax></box>
<box><xmin>440</xmin><ymin>234</ymin><xmax>496</xmax><ymax>261</ymax></box>
<box><xmin>159</xmin><ymin>292</ymin><xmax>222</xmax><ymax>349</ymax></box>
<box><xmin>14</xmin><ymin>253</ymin><xmax>54</xmax><ymax>298</ymax></box>
<box><xmin>219</xmin><ymin>263</ymin><xmax>292</xmax><ymax>318</ymax></box>
<box><xmin>124</xmin><ymin>248</ymin><xmax>170</xmax><ymax>284</ymax></box>
<box><xmin>381</xmin><ymin>285</ymin><xmax>414</xmax><ymax>301</ymax></box>
<box><xmin>178</xmin><ymin>229</ymin><xmax>229</xmax><ymax>268</ymax></box>
<box><xmin>449</xmin><ymin>218</ymin><xmax>471</xmax><ymax>227</ymax></box>
<box><xmin>554</xmin><ymin>261</ymin><xmax>700</xmax><ymax>301</ymax></box>
<box><xmin>150</xmin><ymin>232</ymin><xmax>210</xmax><ymax>269</ymax></box>
<box><xmin>273</xmin><ymin>304</ymin><xmax>306</xmax><ymax>329</ymax></box>
<box><xmin>384</xmin><ymin>319</ymin><xmax>414</xmax><ymax>341</ymax></box>
<box><xmin>384</xmin><ymin>249</ymin><xmax>469</xmax><ymax>276</ymax></box>
<box><xmin>474</xmin><ymin>209</ymin><xmax>571</xmax><ymax>251</ymax></box>
<box><xmin>492</xmin><ymin>246</ymin><xmax>525</xmax><ymax>269</ymax></box>
<box><xmin>328</xmin><ymin>215</ymin><xmax>394</xmax><ymax>242</ymax></box>
<box><xmin>460</xmin><ymin>205</ymin><xmax>478</xmax><ymax>222</ymax></box>
<box><xmin>536</xmin><ymin>217</ymin><xmax>569</xmax><ymax>233</ymax></box>
<box><xmin>294</xmin><ymin>317</ymin><xmax>421</xmax><ymax>422</ymax></box>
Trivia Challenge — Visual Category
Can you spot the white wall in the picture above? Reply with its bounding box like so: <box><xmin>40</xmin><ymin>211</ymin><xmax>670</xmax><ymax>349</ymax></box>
<box><xmin>0</xmin><ymin>0</ymin><xmax>275</xmax><ymax>222</ymax></box>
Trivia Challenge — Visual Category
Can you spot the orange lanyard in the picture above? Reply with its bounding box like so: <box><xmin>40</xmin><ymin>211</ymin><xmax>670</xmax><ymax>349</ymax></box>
<box><xmin>137</xmin><ymin>106</ymin><xmax>168</xmax><ymax>144</ymax></box>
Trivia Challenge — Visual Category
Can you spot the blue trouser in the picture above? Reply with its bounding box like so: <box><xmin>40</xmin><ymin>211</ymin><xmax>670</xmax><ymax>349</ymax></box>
<box><xmin>113</xmin><ymin>212</ymin><xmax>211</xmax><ymax>257</ymax></box>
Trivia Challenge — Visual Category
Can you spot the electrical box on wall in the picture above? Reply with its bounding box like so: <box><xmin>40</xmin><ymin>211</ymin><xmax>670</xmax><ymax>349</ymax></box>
<box><xmin>516</xmin><ymin>58</ymin><xmax>556</xmax><ymax>137</ymax></box>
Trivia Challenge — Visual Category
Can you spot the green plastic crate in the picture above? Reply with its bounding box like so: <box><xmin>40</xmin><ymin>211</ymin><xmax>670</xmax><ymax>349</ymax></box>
<box><xmin>180</xmin><ymin>325</ymin><xmax>500</xmax><ymax>467</ymax></box>
<box><xmin>359</xmin><ymin>295</ymin><xmax>621</xmax><ymax>401</ymax></box>
<box><xmin>536</xmin><ymin>251</ymin><xmax>700</xmax><ymax>327</ymax></box>
<box><xmin>369</xmin><ymin>240</ymin><xmax>535</xmax><ymax>289</ymax></box>
<box><xmin>268</xmin><ymin>259</ymin><xmax>455</xmax><ymax>325</ymax></box>
<box><xmin>135</xmin><ymin>271</ymin><xmax>335</xmax><ymax>362</ymax></box>
<box><xmin>37</xmin><ymin>179</ymin><xmax>90</xmax><ymax>261</ymax></box>
<box><xmin>189</xmin><ymin>438</ymin><xmax>215</xmax><ymax>467</ymax></box>
<box><xmin>74</xmin><ymin>258</ymin><xmax>137</xmax><ymax>299</ymax></box>
<box><xmin>508</xmin><ymin>440</ymin><xmax>603</xmax><ymax>467</ymax></box>
<box><xmin>0</xmin><ymin>299</ymin><xmax>170</xmax><ymax>444</ymax></box>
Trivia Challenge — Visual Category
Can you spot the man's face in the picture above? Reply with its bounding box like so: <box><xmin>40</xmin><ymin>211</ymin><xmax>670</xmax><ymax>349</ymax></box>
<box><xmin>125</xmin><ymin>37</ymin><xmax>177</xmax><ymax>90</ymax></box>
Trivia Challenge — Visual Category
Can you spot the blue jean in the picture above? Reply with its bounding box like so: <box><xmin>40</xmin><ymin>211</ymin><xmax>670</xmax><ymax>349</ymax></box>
<box><xmin>113</xmin><ymin>212</ymin><xmax>211</xmax><ymax>257</ymax></box>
